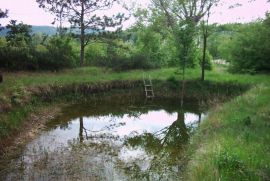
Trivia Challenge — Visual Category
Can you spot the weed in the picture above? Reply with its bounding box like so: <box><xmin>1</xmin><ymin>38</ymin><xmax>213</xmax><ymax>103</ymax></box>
<box><xmin>215</xmin><ymin>149</ymin><xmax>246</xmax><ymax>174</ymax></box>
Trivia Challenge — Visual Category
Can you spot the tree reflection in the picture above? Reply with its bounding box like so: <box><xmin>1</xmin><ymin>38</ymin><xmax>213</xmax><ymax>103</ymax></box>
<box><xmin>77</xmin><ymin>116</ymin><xmax>125</xmax><ymax>143</ymax></box>
<box><xmin>74</xmin><ymin>110</ymin><xmax>202</xmax><ymax>180</ymax></box>
<box><xmin>79</xmin><ymin>117</ymin><xmax>84</xmax><ymax>142</ymax></box>
<box><xmin>122</xmin><ymin>111</ymin><xmax>197</xmax><ymax>180</ymax></box>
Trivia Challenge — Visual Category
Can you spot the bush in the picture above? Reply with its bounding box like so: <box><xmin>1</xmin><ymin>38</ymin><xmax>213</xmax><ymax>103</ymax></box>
<box><xmin>85</xmin><ymin>43</ymin><xmax>107</xmax><ymax>66</ymax></box>
<box><xmin>0</xmin><ymin>46</ymin><xmax>38</xmax><ymax>70</ymax></box>
<box><xmin>228</xmin><ymin>16</ymin><xmax>270</xmax><ymax>73</ymax></box>
<box><xmin>39</xmin><ymin>36</ymin><xmax>76</xmax><ymax>70</ymax></box>
<box><xmin>214</xmin><ymin>149</ymin><xmax>252</xmax><ymax>179</ymax></box>
<box><xmin>110</xmin><ymin>53</ymin><xmax>155</xmax><ymax>71</ymax></box>
<box><xmin>0</xmin><ymin>36</ymin><xmax>77</xmax><ymax>71</ymax></box>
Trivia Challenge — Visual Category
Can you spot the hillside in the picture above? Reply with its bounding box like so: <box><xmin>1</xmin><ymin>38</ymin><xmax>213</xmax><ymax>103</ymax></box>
<box><xmin>0</xmin><ymin>25</ymin><xmax>57</xmax><ymax>36</ymax></box>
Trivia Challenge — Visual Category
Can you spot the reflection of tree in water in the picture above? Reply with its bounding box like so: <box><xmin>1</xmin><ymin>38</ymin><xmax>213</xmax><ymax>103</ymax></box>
<box><xmin>122</xmin><ymin>111</ymin><xmax>199</xmax><ymax>180</ymax></box>
<box><xmin>78</xmin><ymin>116</ymin><xmax>125</xmax><ymax>143</ymax></box>
<box><xmin>79</xmin><ymin>117</ymin><xmax>84</xmax><ymax>142</ymax></box>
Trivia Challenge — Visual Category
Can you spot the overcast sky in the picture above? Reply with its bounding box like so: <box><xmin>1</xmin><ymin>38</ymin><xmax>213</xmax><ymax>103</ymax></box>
<box><xmin>0</xmin><ymin>0</ymin><xmax>269</xmax><ymax>27</ymax></box>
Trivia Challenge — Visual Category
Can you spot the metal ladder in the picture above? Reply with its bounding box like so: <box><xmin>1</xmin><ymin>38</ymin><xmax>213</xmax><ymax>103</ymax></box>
<box><xmin>143</xmin><ymin>74</ymin><xmax>154</xmax><ymax>98</ymax></box>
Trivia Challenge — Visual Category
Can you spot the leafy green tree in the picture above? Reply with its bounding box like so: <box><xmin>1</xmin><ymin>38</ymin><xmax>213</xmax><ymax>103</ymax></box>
<box><xmin>229</xmin><ymin>15</ymin><xmax>270</xmax><ymax>73</ymax></box>
<box><xmin>40</xmin><ymin>36</ymin><xmax>77</xmax><ymax>70</ymax></box>
<box><xmin>207</xmin><ymin>23</ymin><xmax>243</xmax><ymax>60</ymax></box>
<box><xmin>128</xmin><ymin>7</ymin><xmax>178</xmax><ymax>68</ymax></box>
<box><xmin>36</xmin><ymin>0</ymin><xmax>126</xmax><ymax>66</ymax></box>
<box><xmin>0</xmin><ymin>20</ymin><xmax>35</xmax><ymax>70</ymax></box>
<box><xmin>6</xmin><ymin>20</ymin><xmax>32</xmax><ymax>47</ymax></box>
<box><xmin>151</xmin><ymin>0</ymin><xmax>219</xmax><ymax>105</ymax></box>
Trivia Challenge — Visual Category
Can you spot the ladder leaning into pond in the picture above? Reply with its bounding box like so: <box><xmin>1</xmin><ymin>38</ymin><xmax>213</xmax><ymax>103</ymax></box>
<box><xmin>143</xmin><ymin>74</ymin><xmax>155</xmax><ymax>98</ymax></box>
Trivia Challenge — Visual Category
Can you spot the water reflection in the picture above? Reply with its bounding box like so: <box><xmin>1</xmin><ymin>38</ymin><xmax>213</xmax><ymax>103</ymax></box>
<box><xmin>1</xmin><ymin>98</ymin><xmax>207</xmax><ymax>181</ymax></box>
<box><xmin>121</xmin><ymin>111</ymin><xmax>203</xmax><ymax>180</ymax></box>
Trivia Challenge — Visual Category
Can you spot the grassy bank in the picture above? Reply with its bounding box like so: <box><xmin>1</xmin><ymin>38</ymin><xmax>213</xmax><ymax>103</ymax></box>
<box><xmin>185</xmin><ymin>84</ymin><xmax>270</xmax><ymax>180</ymax></box>
<box><xmin>0</xmin><ymin>66</ymin><xmax>269</xmax><ymax>180</ymax></box>
<box><xmin>183</xmin><ymin>70</ymin><xmax>270</xmax><ymax>180</ymax></box>
<box><xmin>2</xmin><ymin>66</ymin><xmax>268</xmax><ymax>96</ymax></box>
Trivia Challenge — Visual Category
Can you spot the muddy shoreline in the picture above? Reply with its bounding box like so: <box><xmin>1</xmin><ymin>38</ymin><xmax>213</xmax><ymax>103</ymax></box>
<box><xmin>0</xmin><ymin>105</ymin><xmax>63</xmax><ymax>171</ymax></box>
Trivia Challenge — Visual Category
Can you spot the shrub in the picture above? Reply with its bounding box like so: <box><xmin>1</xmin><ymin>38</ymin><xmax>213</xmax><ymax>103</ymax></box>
<box><xmin>42</xmin><ymin>36</ymin><xmax>76</xmax><ymax>70</ymax></box>
<box><xmin>0</xmin><ymin>46</ymin><xmax>38</xmax><ymax>70</ymax></box>
<box><xmin>228</xmin><ymin>16</ymin><xmax>270</xmax><ymax>73</ymax></box>
<box><xmin>0</xmin><ymin>35</ymin><xmax>77</xmax><ymax>71</ymax></box>
<box><xmin>214</xmin><ymin>149</ymin><xmax>252</xmax><ymax>179</ymax></box>
<box><xmin>110</xmin><ymin>53</ymin><xmax>156</xmax><ymax>71</ymax></box>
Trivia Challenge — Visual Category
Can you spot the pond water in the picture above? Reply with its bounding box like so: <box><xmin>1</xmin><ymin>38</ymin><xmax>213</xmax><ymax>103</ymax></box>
<box><xmin>1</xmin><ymin>98</ymin><xmax>207</xmax><ymax>181</ymax></box>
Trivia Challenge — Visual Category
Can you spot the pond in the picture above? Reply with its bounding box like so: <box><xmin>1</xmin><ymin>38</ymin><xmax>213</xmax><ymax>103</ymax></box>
<box><xmin>1</xmin><ymin>97</ymin><xmax>208</xmax><ymax>181</ymax></box>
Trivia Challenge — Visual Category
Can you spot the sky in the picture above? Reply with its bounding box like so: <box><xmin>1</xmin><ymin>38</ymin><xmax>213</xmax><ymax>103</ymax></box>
<box><xmin>0</xmin><ymin>0</ymin><xmax>270</xmax><ymax>27</ymax></box>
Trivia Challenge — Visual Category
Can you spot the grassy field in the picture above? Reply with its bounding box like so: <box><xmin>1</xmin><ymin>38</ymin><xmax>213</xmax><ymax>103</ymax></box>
<box><xmin>0</xmin><ymin>66</ymin><xmax>269</xmax><ymax>180</ymax></box>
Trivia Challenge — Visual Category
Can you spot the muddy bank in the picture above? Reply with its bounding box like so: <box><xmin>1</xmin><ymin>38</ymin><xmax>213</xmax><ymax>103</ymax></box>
<box><xmin>0</xmin><ymin>80</ymin><xmax>248</xmax><ymax>113</ymax></box>
<box><xmin>0</xmin><ymin>105</ymin><xmax>63</xmax><ymax>171</ymax></box>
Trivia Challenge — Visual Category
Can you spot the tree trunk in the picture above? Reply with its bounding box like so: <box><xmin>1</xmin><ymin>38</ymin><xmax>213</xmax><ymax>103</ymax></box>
<box><xmin>80</xmin><ymin>2</ymin><xmax>85</xmax><ymax>67</ymax></box>
<box><xmin>201</xmin><ymin>11</ymin><xmax>210</xmax><ymax>82</ymax></box>
<box><xmin>181</xmin><ymin>51</ymin><xmax>187</xmax><ymax>108</ymax></box>
<box><xmin>201</xmin><ymin>31</ymin><xmax>207</xmax><ymax>81</ymax></box>
<box><xmin>176</xmin><ymin>111</ymin><xmax>189</xmax><ymax>142</ymax></box>
<box><xmin>80</xmin><ymin>33</ymin><xmax>85</xmax><ymax>67</ymax></box>
<box><xmin>181</xmin><ymin>66</ymin><xmax>185</xmax><ymax>107</ymax></box>
<box><xmin>79</xmin><ymin>117</ymin><xmax>84</xmax><ymax>142</ymax></box>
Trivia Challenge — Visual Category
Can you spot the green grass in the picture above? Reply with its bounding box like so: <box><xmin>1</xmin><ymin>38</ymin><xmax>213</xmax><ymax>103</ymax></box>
<box><xmin>185</xmin><ymin>84</ymin><xmax>270</xmax><ymax>180</ymax></box>
<box><xmin>0</xmin><ymin>67</ymin><xmax>177</xmax><ymax>96</ymax></box>
<box><xmin>0</xmin><ymin>66</ymin><xmax>270</xmax><ymax>180</ymax></box>
<box><xmin>1</xmin><ymin>66</ymin><xmax>269</xmax><ymax>97</ymax></box>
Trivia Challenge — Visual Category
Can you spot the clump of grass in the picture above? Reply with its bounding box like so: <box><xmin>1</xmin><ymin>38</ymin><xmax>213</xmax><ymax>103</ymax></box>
<box><xmin>214</xmin><ymin>148</ymin><xmax>249</xmax><ymax>179</ymax></box>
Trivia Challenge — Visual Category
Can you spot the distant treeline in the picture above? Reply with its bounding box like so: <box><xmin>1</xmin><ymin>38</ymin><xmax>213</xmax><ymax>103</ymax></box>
<box><xmin>0</xmin><ymin>26</ymin><xmax>57</xmax><ymax>36</ymax></box>
<box><xmin>0</xmin><ymin>14</ymin><xmax>270</xmax><ymax>73</ymax></box>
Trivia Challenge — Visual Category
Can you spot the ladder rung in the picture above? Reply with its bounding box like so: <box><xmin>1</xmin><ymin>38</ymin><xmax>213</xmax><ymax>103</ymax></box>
<box><xmin>143</xmin><ymin>74</ymin><xmax>154</xmax><ymax>98</ymax></box>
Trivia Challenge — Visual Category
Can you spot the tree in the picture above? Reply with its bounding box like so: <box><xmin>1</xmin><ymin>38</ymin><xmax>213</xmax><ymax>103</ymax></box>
<box><xmin>200</xmin><ymin>10</ymin><xmax>210</xmax><ymax>81</ymax></box>
<box><xmin>6</xmin><ymin>20</ymin><xmax>32</xmax><ymax>47</ymax></box>
<box><xmin>36</xmin><ymin>0</ymin><xmax>126</xmax><ymax>66</ymax></box>
<box><xmin>151</xmin><ymin>0</ymin><xmax>219</xmax><ymax>105</ymax></box>
<box><xmin>228</xmin><ymin>14</ymin><xmax>270</xmax><ymax>73</ymax></box>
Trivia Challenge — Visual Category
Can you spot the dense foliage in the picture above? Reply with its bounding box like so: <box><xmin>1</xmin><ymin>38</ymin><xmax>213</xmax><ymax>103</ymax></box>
<box><xmin>0</xmin><ymin>21</ymin><xmax>77</xmax><ymax>70</ymax></box>
<box><xmin>228</xmin><ymin>16</ymin><xmax>270</xmax><ymax>73</ymax></box>
<box><xmin>207</xmin><ymin>15</ymin><xmax>270</xmax><ymax>73</ymax></box>
<box><xmin>1</xmin><ymin>9</ymin><xmax>270</xmax><ymax>73</ymax></box>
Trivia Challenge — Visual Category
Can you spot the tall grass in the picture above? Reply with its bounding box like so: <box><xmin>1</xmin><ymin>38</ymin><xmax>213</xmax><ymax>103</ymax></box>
<box><xmin>185</xmin><ymin>84</ymin><xmax>270</xmax><ymax>180</ymax></box>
